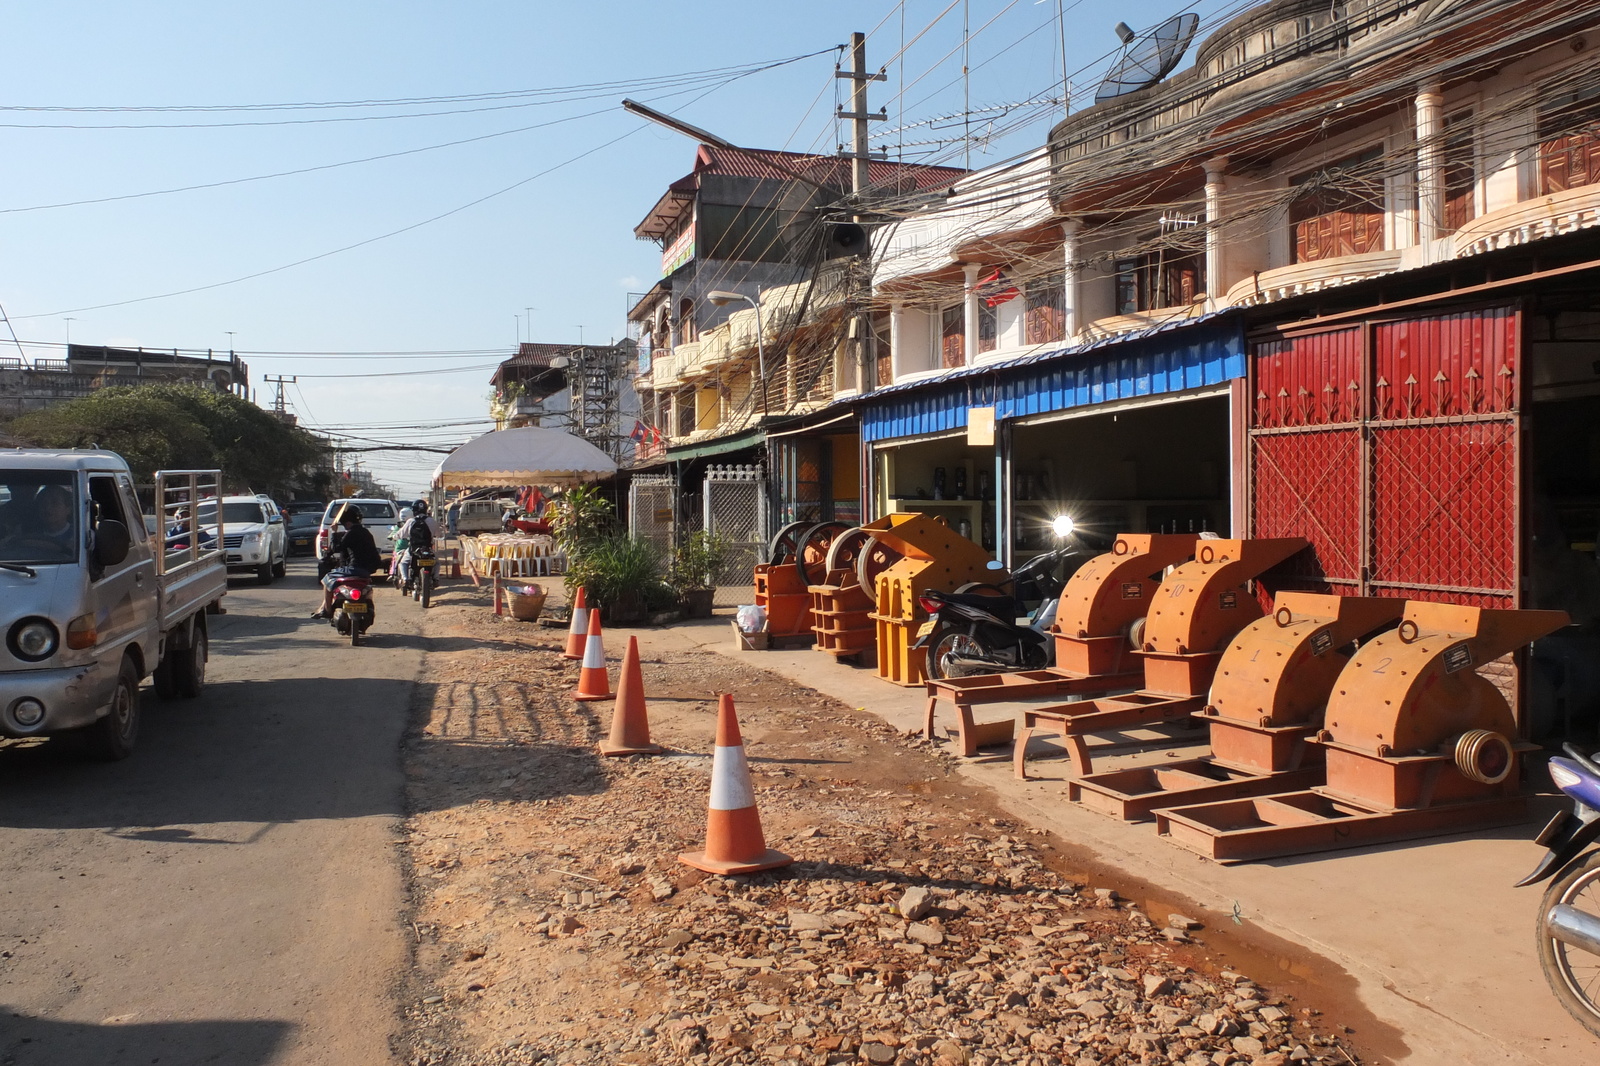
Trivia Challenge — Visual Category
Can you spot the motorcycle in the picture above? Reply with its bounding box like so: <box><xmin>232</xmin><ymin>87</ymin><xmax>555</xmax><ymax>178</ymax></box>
<box><xmin>914</xmin><ymin>543</ymin><xmax>1081</xmax><ymax>681</ymax></box>
<box><xmin>321</xmin><ymin>552</ymin><xmax>377</xmax><ymax>646</ymax></box>
<box><xmin>1518</xmin><ymin>743</ymin><xmax>1600</xmax><ymax>1038</ymax></box>
<box><xmin>407</xmin><ymin>545</ymin><xmax>436</xmax><ymax>608</ymax></box>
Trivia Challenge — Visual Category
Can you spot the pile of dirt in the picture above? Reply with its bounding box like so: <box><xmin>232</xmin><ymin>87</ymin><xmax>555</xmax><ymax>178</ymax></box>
<box><xmin>396</xmin><ymin>600</ymin><xmax>1364</xmax><ymax>1066</ymax></box>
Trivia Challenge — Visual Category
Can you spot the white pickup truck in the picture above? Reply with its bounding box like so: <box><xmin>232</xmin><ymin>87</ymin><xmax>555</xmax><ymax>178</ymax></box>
<box><xmin>0</xmin><ymin>453</ymin><xmax>228</xmax><ymax>759</ymax></box>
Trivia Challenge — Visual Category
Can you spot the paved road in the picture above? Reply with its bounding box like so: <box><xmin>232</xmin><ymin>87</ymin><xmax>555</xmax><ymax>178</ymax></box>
<box><xmin>0</xmin><ymin>559</ymin><xmax>424</xmax><ymax>1065</ymax></box>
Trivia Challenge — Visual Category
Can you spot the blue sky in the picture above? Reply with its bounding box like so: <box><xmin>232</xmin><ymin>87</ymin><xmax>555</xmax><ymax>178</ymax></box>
<box><xmin>0</xmin><ymin>0</ymin><xmax>1212</xmax><ymax>494</ymax></box>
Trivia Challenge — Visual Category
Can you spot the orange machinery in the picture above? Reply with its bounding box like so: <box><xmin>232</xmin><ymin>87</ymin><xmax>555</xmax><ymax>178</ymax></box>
<box><xmin>809</xmin><ymin>523</ymin><xmax>899</xmax><ymax>664</ymax></box>
<box><xmin>867</xmin><ymin>513</ymin><xmax>1006</xmax><ymax>687</ymax></box>
<box><xmin>923</xmin><ymin>533</ymin><xmax>1197</xmax><ymax>756</ymax></box>
<box><xmin>1070</xmin><ymin>592</ymin><xmax>1405</xmax><ymax>819</ymax></box>
<box><xmin>755</xmin><ymin>522</ymin><xmax>847</xmax><ymax>642</ymax></box>
<box><xmin>1155</xmin><ymin>601</ymin><xmax>1570</xmax><ymax>862</ymax></box>
<box><xmin>1012</xmin><ymin>537</ymin><xmax>1308</xmax><ymax>779</ymax></box>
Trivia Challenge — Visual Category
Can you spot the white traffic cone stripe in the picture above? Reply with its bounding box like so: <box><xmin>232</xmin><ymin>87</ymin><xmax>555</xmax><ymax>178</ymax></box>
<box><xmin>582</xmin><ymin>632</ymin><xmax>606</xmax><ymax>669</ymax></box>
<box><xmin>569</xmin><ymin>606</ymin><xmax>588</xmax><ymax>633</ymax></box>
<box><xmin>708</xmin><ymin>743</ymin><xmax>756</xmax><ymax>811</ymax></box>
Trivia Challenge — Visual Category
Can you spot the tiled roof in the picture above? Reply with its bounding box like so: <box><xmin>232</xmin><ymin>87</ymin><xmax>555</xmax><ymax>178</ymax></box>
<box><xmin>634</xmin><ymin>145</ymin><xmax>966</xmax><ymax>239</ymax></box>
<box><xmin>695</xmin><ymin>145</ymin><xmax>965</xmax><ymax>193</ymax></box>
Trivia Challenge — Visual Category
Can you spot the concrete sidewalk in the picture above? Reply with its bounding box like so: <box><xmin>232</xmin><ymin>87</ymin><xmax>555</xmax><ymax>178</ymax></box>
<box><xmin>627</xmin><ymin>615</ymin><xmax>1588</xmax><ymax>1066</ymax></box>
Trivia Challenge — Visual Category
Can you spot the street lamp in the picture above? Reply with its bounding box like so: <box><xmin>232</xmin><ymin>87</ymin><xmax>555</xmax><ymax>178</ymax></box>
<box><xmin>705</xmin><ymin>290</ymin><xmax>766</xmax><ymax>406</ymax></box>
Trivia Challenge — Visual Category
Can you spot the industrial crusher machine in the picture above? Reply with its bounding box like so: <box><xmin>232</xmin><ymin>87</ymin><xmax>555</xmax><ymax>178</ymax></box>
<box><xmin>923</xmin><ymin>533</ymin><xmax>1198</xmax><ymax>756</ymax></box>
<box><xmin>1154</xmin><ymin>600</ymin><xmax>1570</xmax><ymax>861</ymax></box>
<box><xmin>1069</xmin><ymin>591</ymin><xmax>1406</xmax><ymax>819</ymax></box>
<box><xmin>1012</xmin><ymin>536</ymin><xmax>1308</xmax><ymax>778</ymax></box>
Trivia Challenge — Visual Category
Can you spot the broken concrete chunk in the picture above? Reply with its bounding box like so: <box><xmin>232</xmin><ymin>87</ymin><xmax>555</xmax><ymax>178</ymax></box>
<box><xmin>898</xmin><ymin>885</ymin><xmax>935</xmax><ymax>921</ymax></box>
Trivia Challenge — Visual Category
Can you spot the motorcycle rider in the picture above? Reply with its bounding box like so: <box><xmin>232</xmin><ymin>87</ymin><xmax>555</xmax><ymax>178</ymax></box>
<box><xmin>395</xmin><ymin>499</ymin><xmax>439</xmax><ymax>590</ymax></box>
<box><xmin>312</xmin><ymin>508</ymin><xmax>382</xmax><ymax>618</ymax></box>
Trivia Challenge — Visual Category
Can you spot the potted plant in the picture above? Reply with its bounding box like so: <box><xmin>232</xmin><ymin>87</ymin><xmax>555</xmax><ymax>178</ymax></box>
<box><xmin>548</xmin><ymin>485</ymin><xmax>614</xmax><ymax>553</ymax></box>
<box><xmin>668</xmin><ymin>531</ymin><xmax>732</xmax><ymax>618</ymax></box>
<box><xmin>565</xmin><ymin>535</ymin><xmax>672</xmax><ymax>625</ymax></box>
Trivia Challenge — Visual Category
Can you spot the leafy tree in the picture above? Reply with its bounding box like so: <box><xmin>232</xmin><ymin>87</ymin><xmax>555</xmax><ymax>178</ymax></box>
<box><xmin>6</xmin><ymin>384</ymin><xmax>324</xmax><ymax>494</ymax></box>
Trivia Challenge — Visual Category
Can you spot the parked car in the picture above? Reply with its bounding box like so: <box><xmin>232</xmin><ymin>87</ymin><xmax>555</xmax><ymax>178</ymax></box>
<box><xmin>316</xmin><ymin>498</ymin><xmax>401</xmax><ymax>574</ymax></box>
<box><xmin>286</xmin><ymin>511</ymin><xmax>322</xmax><ymax>555</ymax></box>
<box><xmin>196</xmin><ymin>494</ymin><xmax>288</xmax><ymax>584</ymax></box>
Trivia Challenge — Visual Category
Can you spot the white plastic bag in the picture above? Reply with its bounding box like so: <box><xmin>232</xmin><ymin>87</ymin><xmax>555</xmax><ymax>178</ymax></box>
<box><xmin>736</xmin><ymin>604</ymin><xmax>767</xmax><ymax>633</ymax></box>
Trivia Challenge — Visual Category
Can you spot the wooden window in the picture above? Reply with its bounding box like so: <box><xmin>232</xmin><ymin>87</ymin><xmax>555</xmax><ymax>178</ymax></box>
<box><xmin>1114</xmin><ymin>249</ymin><xmax>1203</xmax><ymax>314</ymax></box>
<box><xmin>1539</xmin><ymin>84</ymin><xmax>1600</xmax><ymax>195</ymax></box>
<box><xmin>1443</xmin><ymin>110</ymin><xmax>1476</xmax><ymax>233</ymax></box>
<box><xmin>977</xmin><ymin>301</ymin><xmax>997</xmax><ymax>354</ymax></box>
<box><xmin>1024</xmin><ymin>276</ymin><xmax>1065</xmax><ymax>345</ymax></box>
<box><xmin>940</xmin><ymin>305</ymin><xmax>964</xmax><ymax>368</ymax></box>
<box><xmin>1289</xmin><ymin>148</ymin><xmax>1385</xmax><ymax>262</ymax></box>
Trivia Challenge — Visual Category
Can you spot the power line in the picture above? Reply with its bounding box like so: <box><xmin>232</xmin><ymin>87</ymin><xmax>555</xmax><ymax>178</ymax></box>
<box><xmin>0</xmin><ymin>51</ymin><xmax>836</xmax><ymax>128</ymax></box>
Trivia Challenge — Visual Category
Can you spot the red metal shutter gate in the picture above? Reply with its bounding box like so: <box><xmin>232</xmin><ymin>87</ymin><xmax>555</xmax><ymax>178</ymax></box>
<box><xmin>1248</xmin><ymin>303</ymin><xmax>1521</xmax><ymax>609</ymax></box>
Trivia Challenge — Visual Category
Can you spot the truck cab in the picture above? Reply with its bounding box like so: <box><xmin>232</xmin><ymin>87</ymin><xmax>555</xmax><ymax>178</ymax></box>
<box><xmin>0</xmin><ymin>453</ymin><xmax>227</xmax><ymax>759</ymax></box>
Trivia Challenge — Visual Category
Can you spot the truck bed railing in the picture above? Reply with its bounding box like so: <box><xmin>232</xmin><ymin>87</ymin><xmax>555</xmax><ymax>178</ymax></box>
<box><xmin>155</xmin><ymin>470</ymin><xmax>225</xmax><ymax>578</ymax></box>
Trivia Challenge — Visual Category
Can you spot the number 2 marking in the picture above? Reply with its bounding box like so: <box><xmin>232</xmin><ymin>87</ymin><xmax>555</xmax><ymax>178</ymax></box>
<box><xmin>1371</xmin><ymin>657</ymin><xmax>1392</xmax><ymax>675</ymax></box>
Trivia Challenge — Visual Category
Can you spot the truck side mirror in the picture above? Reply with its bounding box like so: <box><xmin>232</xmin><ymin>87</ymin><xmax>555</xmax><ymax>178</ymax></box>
<box><xmin>93</xmin><ymin>520</ymin><xmax>131</xmax><ymax>568</ymax></box>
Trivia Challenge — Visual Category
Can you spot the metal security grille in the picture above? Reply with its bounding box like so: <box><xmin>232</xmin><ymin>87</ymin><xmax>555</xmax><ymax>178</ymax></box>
<box><xmin>1249</xmin><ymin>303</ymin><xmax>1521</xmax><ymax>609</ymax></box>
<box><xmin>628</xmin><ymin>474</ymin><xmax>676</xmax><ymax>555</ymax></box>
<box><xmin>703</xmin><ymin>464</ymin><xmax>767</xmax><ymax>607</ymax></box>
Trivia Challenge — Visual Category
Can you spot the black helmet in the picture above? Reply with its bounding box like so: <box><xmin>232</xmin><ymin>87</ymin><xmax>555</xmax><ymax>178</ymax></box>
<box><xmin>339</xmin><ymin>508</ymin><xmax>364</xmax><ymax>526</ymax></box>
<box><xmin>412</xmin><ymin>499</ymin><xmax>430</xmax><ymax>517</ymax></box>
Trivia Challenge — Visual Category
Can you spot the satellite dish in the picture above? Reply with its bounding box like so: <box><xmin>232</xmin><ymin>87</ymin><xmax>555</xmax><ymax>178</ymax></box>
<box><xmin>1094</xmin><ymin>12</ymin><xmax>1200</xmax><ymax>103</ymax></box>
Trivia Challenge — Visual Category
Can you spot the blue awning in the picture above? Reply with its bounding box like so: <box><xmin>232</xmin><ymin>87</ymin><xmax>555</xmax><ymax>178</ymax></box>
<box><xmin>860</xmin><ymin>311</ymin><xmax>1245</xmax><ymax>444</ymax></box>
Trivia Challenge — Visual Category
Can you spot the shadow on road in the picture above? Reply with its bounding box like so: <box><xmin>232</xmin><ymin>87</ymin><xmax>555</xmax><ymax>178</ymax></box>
<box><xmin>1</xmin><ymin>1011</ymin><xmax>293</xmax><ymax>1065</ymax></box>
<box><xmin>0</xmin><ymin>675</ymin><xmax>608</xmax><ymax>830</ymax></box>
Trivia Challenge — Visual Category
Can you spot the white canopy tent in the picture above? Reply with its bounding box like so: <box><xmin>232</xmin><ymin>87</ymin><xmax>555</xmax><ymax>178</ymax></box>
<box><xmin>431</xmin><ymin>427</ymin><xmax>617</xmax><ymax>490</ymax></box>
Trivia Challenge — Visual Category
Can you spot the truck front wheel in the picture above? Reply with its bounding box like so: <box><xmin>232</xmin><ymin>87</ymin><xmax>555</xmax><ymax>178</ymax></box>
<box><xmin>85</xmin><ymin>656</ymin><xmax>141</xmax><ymax>761</ymax></box>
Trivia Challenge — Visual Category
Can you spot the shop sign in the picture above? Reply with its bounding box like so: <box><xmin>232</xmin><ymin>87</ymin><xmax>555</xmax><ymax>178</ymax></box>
<box><xmin>967</xmin><ymin>405</ymin><xmax>995</xmax><ymax>446</ymax></box>
<box><xmin>661</xmin><ymin>228</ymin><xmax>695</xmax><ymax>276</ymax></box>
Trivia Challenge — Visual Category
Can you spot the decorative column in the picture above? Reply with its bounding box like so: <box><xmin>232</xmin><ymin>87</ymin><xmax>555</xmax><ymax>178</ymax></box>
<box><xmin>962</xmin><ymin>263</ymin><xmax>981</xmax><ymax>365</ymax></box>
<box><xmin>1415</xmin><ymin>82</ymin><xmax>1444</xmax><ymax>243</ymax></box>
<box><xmin>1061</xmin><ymin>221</ymin><xmax>1081</xmax><ymax>341</ymax></box>
<box><xmin>1204</xmin><ymin>156</ymin><xmax>1229</xmax><ymax>309</ymax></box>
<box><xmin>888</xmin><ymin>299</ymin><xmax>908</xmax><ymax>380</ymax></box>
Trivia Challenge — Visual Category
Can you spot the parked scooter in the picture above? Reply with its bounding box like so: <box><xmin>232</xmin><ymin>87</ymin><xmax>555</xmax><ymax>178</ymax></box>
<box><xmin>1518</xmin><ymin>744</ymin><xmax>1600</xmax><ymax>1038</ymax></box>
<box><xmin>914</xmin><ymin>518</ymin><xmax>1083</xmax><ymax>681</ymax></box>
<box><xmin>321</xmin><ymin>549</ymin><xmax>377</xmax><ymax>646</ymax></box>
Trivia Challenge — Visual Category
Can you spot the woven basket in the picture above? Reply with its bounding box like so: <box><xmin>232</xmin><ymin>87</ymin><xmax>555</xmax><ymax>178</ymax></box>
<box><xmin>508</xmin><ymin>590</ymin><xmax>547</xmax><ymax>621</ymax></box>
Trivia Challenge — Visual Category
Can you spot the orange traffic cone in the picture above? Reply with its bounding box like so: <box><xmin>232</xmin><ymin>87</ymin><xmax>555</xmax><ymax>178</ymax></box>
<box><xmin>571</xmin><ymin>610</ymin><xmax>612</xmax><ymax>702</ymax></box>
<box><xmin>598</xmin><ymin>636</ymin><xmax>662</xmax><ymax>757</ymax></box>
<box><xmin>562</xmin><ymin>587</ymin><xmax>590</xmax><ymax>660</ymax></box>
<box><xmin>680</xmin><ymin>695</ymin><xmax>792</xmax><ymax>875</ymax></box>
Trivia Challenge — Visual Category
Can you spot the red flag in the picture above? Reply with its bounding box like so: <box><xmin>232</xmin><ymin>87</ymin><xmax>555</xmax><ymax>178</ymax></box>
<box><xmin>975</xmin><ymin>267</ymin><xmax>1019</xmax><ymax>307</ymax></box>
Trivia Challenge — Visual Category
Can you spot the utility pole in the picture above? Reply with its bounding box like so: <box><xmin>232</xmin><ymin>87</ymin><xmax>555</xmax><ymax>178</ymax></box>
<box><xmin>836</xmin><ymin>32</ymin><xmax>887</xmax><ymax>395</ymax></box>
<box><xmin>264</xmin><ymin>374</ymin><xmax>297</xmax><ymax>416</ymax></box>
<box><xmin>835</xmin><ymin>32</ymin><xmax>887</xmax><ymax>202</ymax></box>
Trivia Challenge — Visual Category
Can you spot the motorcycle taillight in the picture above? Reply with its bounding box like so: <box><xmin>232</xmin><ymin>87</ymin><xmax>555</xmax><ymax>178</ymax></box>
<box><xmin>349</xmin><ymin>588</ymin><xmax>362</xmax><ymax>600</ymax></box>
<box><xmin>918</xmin><ymin>595</ymin><xmax>942</xmax><ymax>614</ymax></box>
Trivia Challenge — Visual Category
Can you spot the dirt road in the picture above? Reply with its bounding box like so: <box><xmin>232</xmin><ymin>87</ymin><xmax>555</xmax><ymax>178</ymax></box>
<box><xmin>0</xmin><ymin>560</ymin><xmax>417</xmax><ymax>1065</ymax></box>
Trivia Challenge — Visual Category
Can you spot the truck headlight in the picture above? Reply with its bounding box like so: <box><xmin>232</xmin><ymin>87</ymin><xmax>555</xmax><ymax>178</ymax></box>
<box><xmin>8</xmin><ymin>618</ymin><xmax>60</xmax><ymax>662</ymax></box>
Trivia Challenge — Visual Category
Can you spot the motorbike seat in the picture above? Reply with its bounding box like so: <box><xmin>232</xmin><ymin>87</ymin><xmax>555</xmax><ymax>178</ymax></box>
<box><xmin>933</xmin><ymin>591</ymin><xmax>1018</xmax><ymax>616</ymax></box>
<box><xmin>331</xmin><ymin>575</ymin><xmax>373</xmax><ymax>589</ymax></box>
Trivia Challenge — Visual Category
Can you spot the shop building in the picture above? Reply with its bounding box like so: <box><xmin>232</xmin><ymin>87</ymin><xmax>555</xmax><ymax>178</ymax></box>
<box><xmin>850</xmin><ymin>0</ymin><xmax>1600</xmax><ymax>734</ymax></box>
